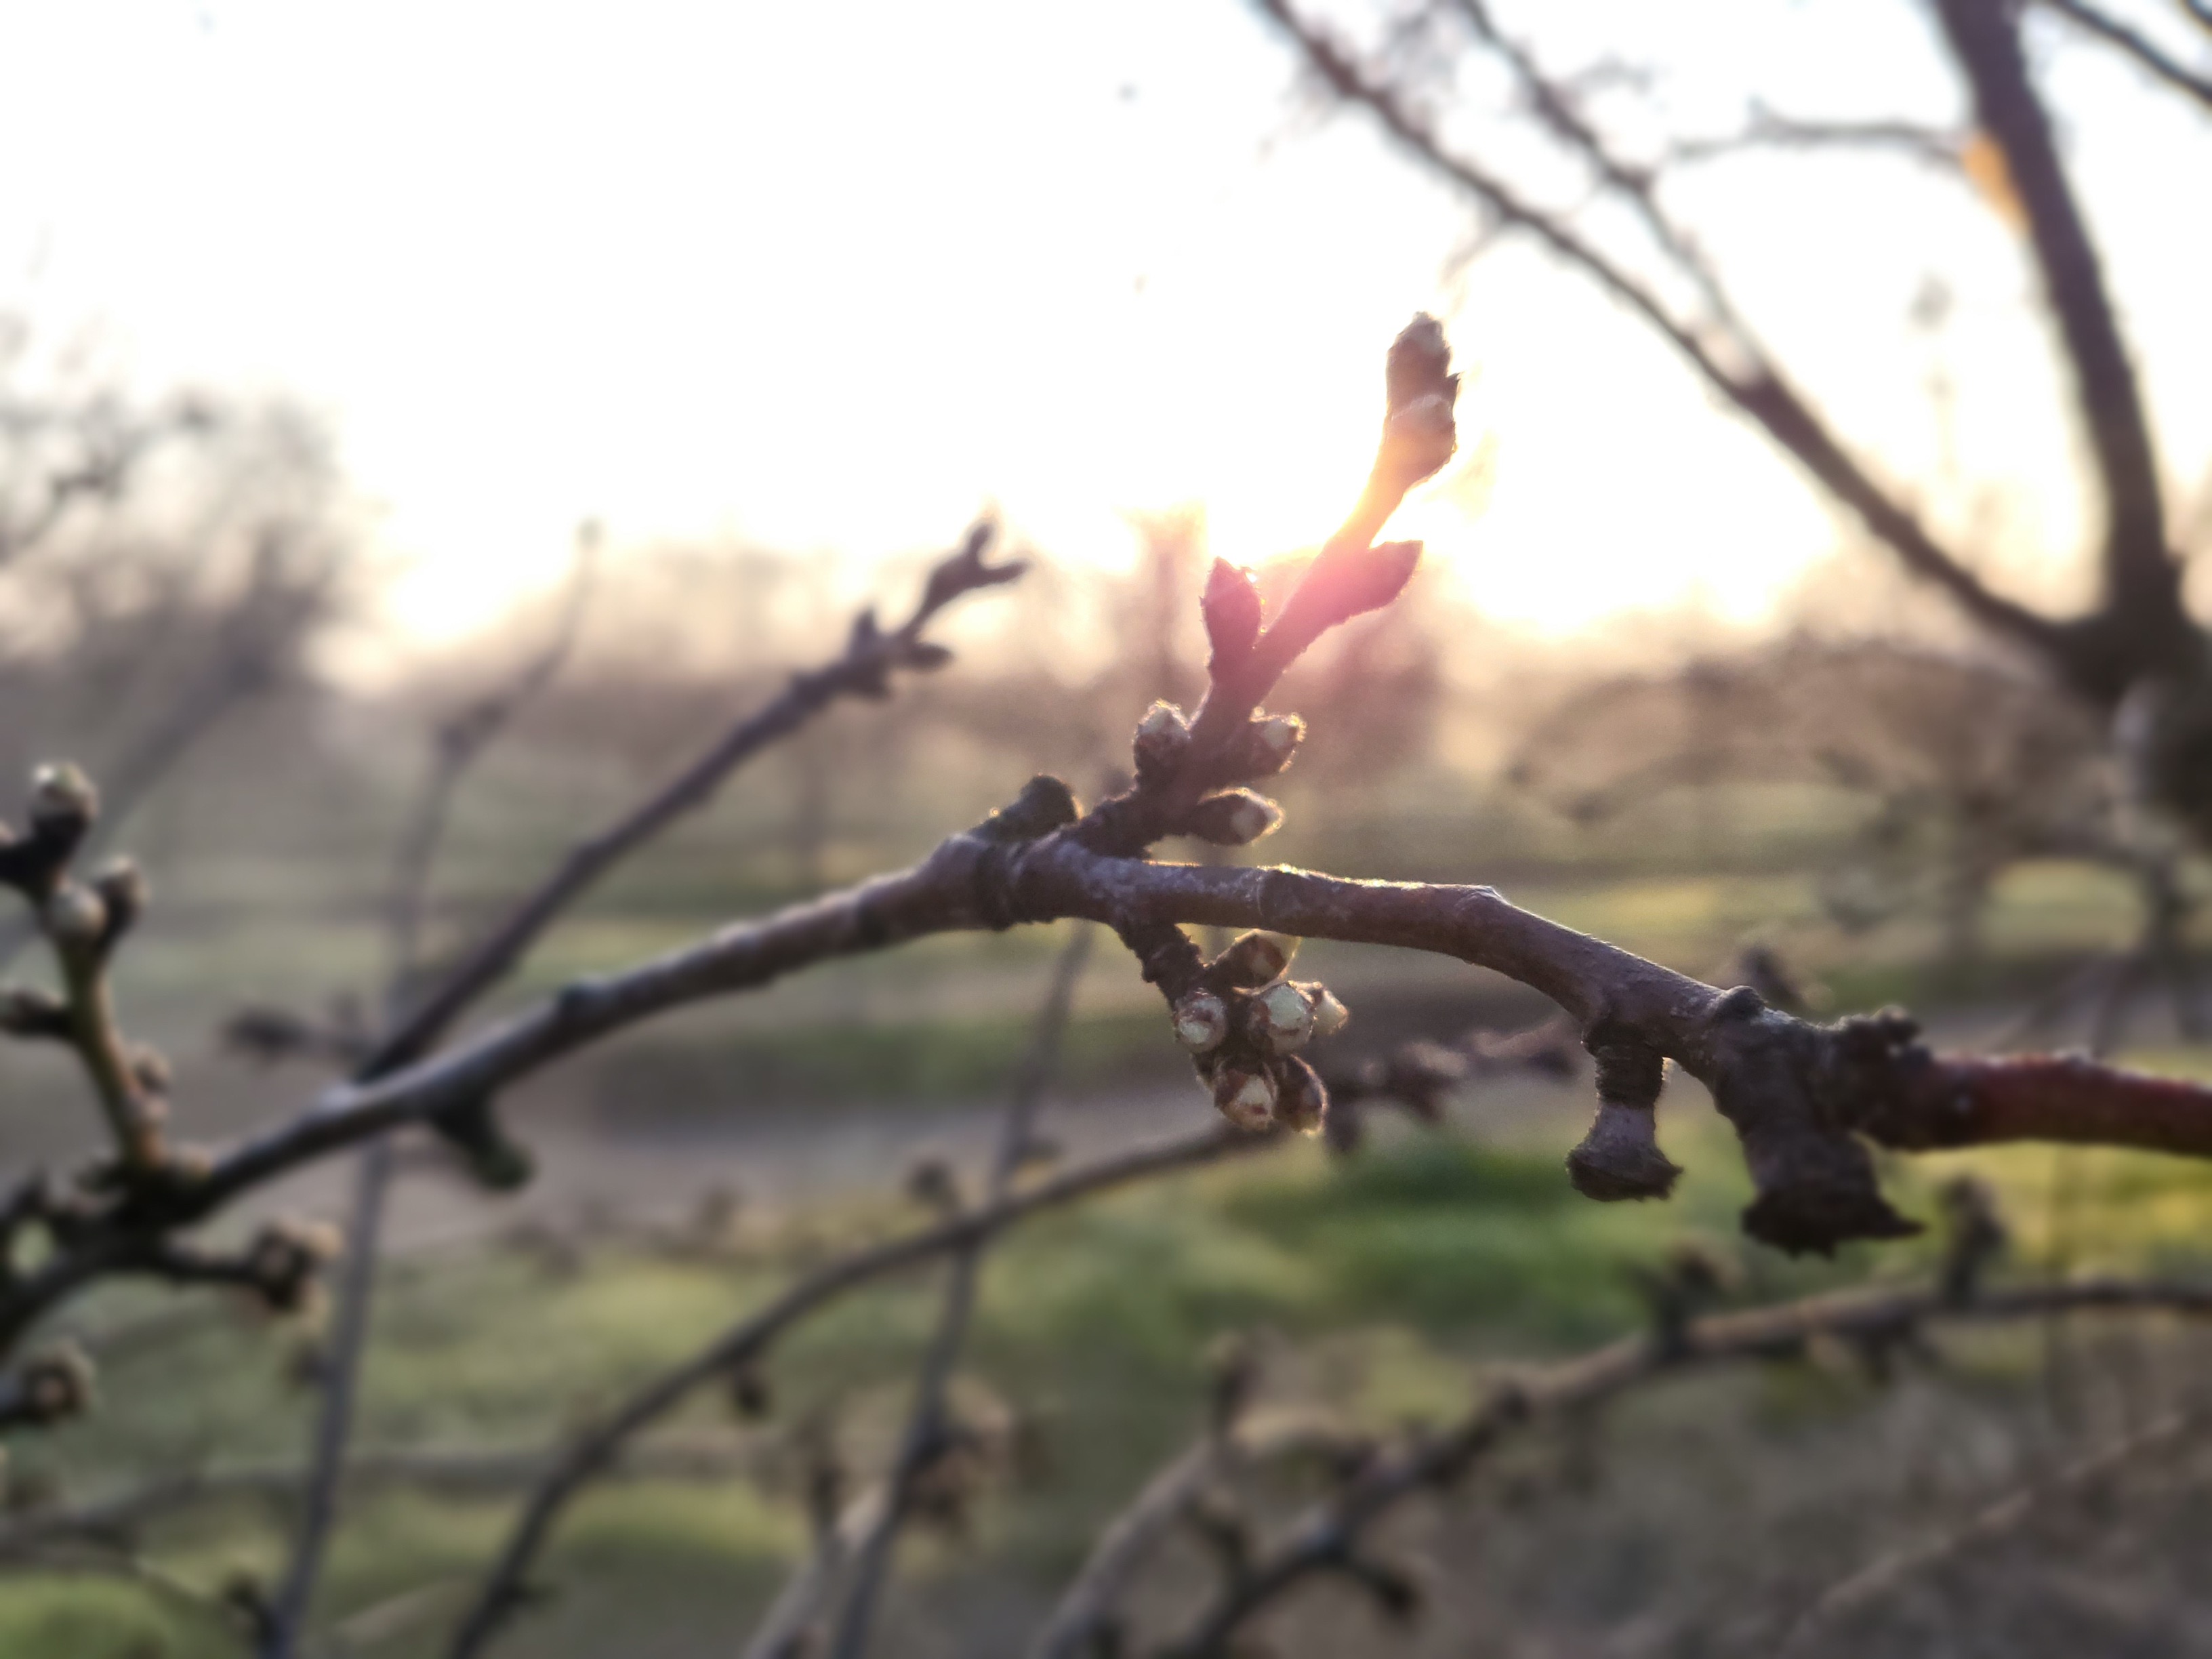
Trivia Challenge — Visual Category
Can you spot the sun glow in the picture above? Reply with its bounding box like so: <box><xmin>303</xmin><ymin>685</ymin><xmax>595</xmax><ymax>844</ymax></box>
<box><xmin>1</xmin><ymin>0</ymin><xmax>2205</xmax><ymax>660</ymax></box>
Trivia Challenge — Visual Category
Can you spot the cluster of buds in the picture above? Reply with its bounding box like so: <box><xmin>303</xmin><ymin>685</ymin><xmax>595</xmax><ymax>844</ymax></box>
<box><xmin>4</xmin><ymin>776</ymin><xmax>151</xmax><ymax>974</ymax></box>
<box><xmin>0</xmin><ymin>765</ymin><xmax>178</xmax><ymax>1176</ymax></box>
<box><xmin>1170</xmin><ymin>933</ymin><xmax>1349</xmax><ymax>1136</ymax></box>
<box><xmin>1130</xmin><ymin>695</ymin><xmax>1306</xmax><ymax>847</ymax></box>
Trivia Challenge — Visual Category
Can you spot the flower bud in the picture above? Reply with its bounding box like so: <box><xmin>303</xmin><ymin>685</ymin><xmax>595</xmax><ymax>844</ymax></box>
<box><xmin>92</xmin><ymin>857</ymin><xmax>148</xmax><ymax>941</ymax></box>
<box><xmin>0</xmin><ymin>985</ymin><xmax>68</xmax><ymax>1040</ymax></box>
<box><xmin>1250</xmin><ymin>980</ymin><xmax>1315</xmax><ymax>1055</ymax></box>
<box><xmin>1132</xmin><ymin>701</ymin><xmax>1191</xmax><ymax>783</ymax></box>
<box><xmin>42</xmin><ymin>884</ymin><xmax>107</xmax><ymax>952</ymax></box>
<box><xmin>1171</xmin><ymin>990</ymin><xmax>1229</xmax><ymax>1054</ymax></box>
<box><xmin>1213</xmin><ymin>931</ymin><xmax>1295</xmax><ymax>988</ymax></box>
<box><xmin>1273</xmin><ymin>1057</ymin><xmax>1328</xmax><ymax>1135</ymax></box>
<box><xmin>1186</xmin><ymin>790</ymin><xmax>1282</xmax><ymax>846</ymax></box>
<box><xmin>1238</xmin><ymin>714</ymin><xmax>1307</xmax><ymax>777</ymax></box>
<box><xmin>1211</xmin><ymin>1065</ymin><xmax>1276</xmax><ymax>1131</ymax></box>
<box><xmin>28</xmin><ymin>763</ymin><xmax>98</xmax><ymax>835</ymax></box>
<box><xmin>1301</xmin><ymin>983</ymin><xmax>1350</xmax><ymax>1039</ymax></box>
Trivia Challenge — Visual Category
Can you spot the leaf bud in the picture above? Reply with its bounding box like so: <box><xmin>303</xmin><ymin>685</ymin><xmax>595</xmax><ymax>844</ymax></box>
<box><xmin>432</xmin><ymin>1097</ymin><xmax>537</xmax><ymax>1192</ymax></box>
<box><xmin>42</xmin><ymin>884</ymin><xmax>107</xmax><ymax>953</ymax></box>
<box><xmin>1211</xmin><ymin>1065</ymin><xmax>1276</xmax><ymax>1131</ymax></box>
<box><xmin>92</xmin><ymin>857</ymin><xmax>148</xmax><ymax>942</ymax></box>
<box><xmin>1132</xmin><ymin>701</ymin><xmax>1192</xmax><ymax>784</ymax></box>
<box><xmin>1250</xmin><ymin>979</ymin><xmax>1315</xmax><ymax>1055</ymax></box>
<box><xmin>28</xmin><ymin>763</ymin><xmax>98</xmax><ymax>836</ymax></box>
<box><xmin>1212</xmin><ymin>931</ymin><xmax>1295</xmax><ymax>988</ymax></box>
<box><xmin>1186</xmin><ymin>790</ymin><xmax>1282</xmax><ymax>847</ymax></box>
<box><xmin>1202</xmin><ymin>559</ymin><xmax>1263</xmax><ymax>668</ymax></box>
<box><xmin>971</xmin><ymin>774</ymin><xmax>1082</xmax><ymax>843</ymax></box>
<box><xmin>1171</xmin><ymin>989</ymin><xmax>1229</xmax><ymax>1054</ymax></box>
<box><xmin>1273</xmin><ymin>1056</ymin><xmax>1328</xmax><ymax>1135</ymax></box>
<box><xmin>1237</xmin><ymin>714</ymin><xmax>1307</xmax><ymax>777</ymax></box>
<box><xmin>0</xmin><ymin>985</ymin><xmax>69</xmax><ymax>1040</ymax></box>
<box><xmin>1300</xmin><ymin>983</ymin><xmax>1350</xmax><ymax>1039</ymax></box>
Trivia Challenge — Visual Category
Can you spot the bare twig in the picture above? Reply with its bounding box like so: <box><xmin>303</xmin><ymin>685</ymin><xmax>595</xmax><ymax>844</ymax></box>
<box><xmin>263</xmin><ymin>537</ymin><xmax>596</xmax><ymax>1658</ymax></box>
<box><xmin>1151</xmin><ymin>1278</ymin><xmax>2212</xmax><ymax>1656</ymax></box>
<box><xmin>1254</xmin><ymin>0</ymin><xmax>2079</xmax><ymax>682</ymax></box>
<box><xmin>445</xmin><ymin>1124</ymin><xmax>1277</xmax><ymax>1659</ymax></box>
<box><xmin>738</xmin><ymin>1486</ymin><xmax>889</xmax><ymax>1659</ymax></box>
<box><xmin>1668</xmin><ymin>110</ymin><xmax>1965</xmax><ymax>169</ymax></box>
<box><xmin>0</xmin><ymin>520</ymin><xmax>1019</xmax><ymax>1361</ymax></box>
<box><xmin>0</xmin><ymin>394</ymin><xmax>214</xmax><ymax>571</ymax></box>
<box><xmin>1931</xmin><ymin>0</ymin><xmax>2188</xmax><ymax>683</ymax></box>
<box><xmin>819</xmin><ymin>922</ymin><xmax>1096</xmax><ymax>1659</ymax></box>
<box><xmin>1774</xmin><ymin>1405</ymin><xmax>2198</xmax><ymax>1654</ymax></box>
<box><xmin>353</xmin><ymin>516</ymin><xmax>1020</xmax><ymax>1085</ymax></box>
<box><xmin>2039</xmin><ymin>0</ymin><xmax>2212</xmax><ymax>110</ymax></box>
<box><xmin>1028</xmin><ymin>1408</ymin><xmax>1362</xmax><ymax>1659</ymax></box>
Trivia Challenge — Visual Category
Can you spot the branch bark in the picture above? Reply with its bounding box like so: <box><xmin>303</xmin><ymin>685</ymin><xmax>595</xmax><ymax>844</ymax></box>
<box><xmin>1931</xmin><ymin>0</ymin><xmax>2189</xmax><ymax>689</ymax></box>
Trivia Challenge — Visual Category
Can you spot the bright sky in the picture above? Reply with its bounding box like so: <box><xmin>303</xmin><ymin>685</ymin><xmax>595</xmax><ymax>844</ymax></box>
<box><xmin>0</xmin><ymin>0</ymin><xmax>2206</xmax><ymax>650</ymax></box>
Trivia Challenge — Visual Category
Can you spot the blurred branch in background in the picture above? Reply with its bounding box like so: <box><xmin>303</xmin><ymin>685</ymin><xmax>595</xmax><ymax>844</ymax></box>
<box><xmin>1256</xmin><ymin>0</ymin><xmax>2212</xmax><ymax>855</ymax></box>
<box><xmin>819</xmin><ymin>922</ymin><xmax>1097</xmax><ymax>1659</ymax></box>
<box><xmin>261</xmin><ymin>527</ymin><xmax>598</xmax><ymax>1659</ymax></box>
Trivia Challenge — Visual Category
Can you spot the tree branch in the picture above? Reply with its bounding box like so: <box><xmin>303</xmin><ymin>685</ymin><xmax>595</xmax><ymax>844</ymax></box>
<box><xmin>444</xmin><ymin>1124</ymin><xmax>1277</xmax><ymax>1659</ymax></box>
<box><xmin>2040</xmin><ymin>0</ymin><xmax>2212</xmax><ymax>110</ymax></box>
<box><xmin>818</xmin><ymin>924</ymin><xmax>1095</xmax><ymax>1659</ymax></box>
<box><xmin>1027</xmin><ymin>1408</ymin><xmax>1363</xmax><ymax>1659</ymax></box>
<box><xmin>1153</xmin><ymin>1275</ymin><xmax>2212</xmax><ymax>1656</ymax></box>
<box><xmin>1933</xmin><ymin>0</ymin><xmax>2188</xmax><ymax>682</ymax></box>
<box><xmin>1254</xmin><ymin>0</ymin><xmax>2080</xmax><ymax>682</ymax></box>
<box><xmin>1775</xmin><ymin>1404</ymin><xmax>2198</xmax><ymax>1654</ymax></box>
<box><xmin>352</xmin><ymin>517</ymin><xmax>1021</xmax><ymax>1083</ymax></box>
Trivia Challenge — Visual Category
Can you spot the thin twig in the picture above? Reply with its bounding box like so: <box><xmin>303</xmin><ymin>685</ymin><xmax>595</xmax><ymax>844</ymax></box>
<box><xmin>1027</xmin><ymin>1408</ymin><xmax>1361</xmax><ymax>1659</ymax></box>
<box><xmin>738</xmin><ymin>1486</ymin><xmax>890</xmax><ymax>1659</ymax></box>
<box><xmin>264</xmin><ymin>541</ymin><xmax>595</xmax><ymax>1659</ymax></box>
<box><xmin>445</xmin><ymin>1124</ymin><xmax>1276</xmax><ymax>1659</ymax></box>
<box><xmin>819</xmin><ymin>922</ymin><xmax>1096</xmax><ymax>1659</ymax></box>
<box><xmin>1151</xmin><ymin>1279</ymin><xmax>2212</xmax><ymax>1656</ymax></box>
<box><xmin>2039</xmin><ymin>0</ymin><xmax>2212</xmax><ymax>109</ymax></box>
<box><xmin>1254</xmin><ymin>0</ymin><xmax>2077</xmax><ymax>679</ymax></box>
<box><xmin>1774</xmin><ymin>1406</ymin><xmax>2198</xmax><ymax>1655</ymax></box>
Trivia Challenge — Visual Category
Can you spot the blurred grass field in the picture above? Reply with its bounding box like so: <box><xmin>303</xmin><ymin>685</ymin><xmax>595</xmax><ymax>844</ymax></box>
<box><xmin>9</xmin><ymin>1043</ymin><xmax>2212</xmax><ymax>1654</ymax></box>
<box><xmin>3</xmin><ymin>730</ymin><xmax>2208</xmax><ymax>1656</ymax></box>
